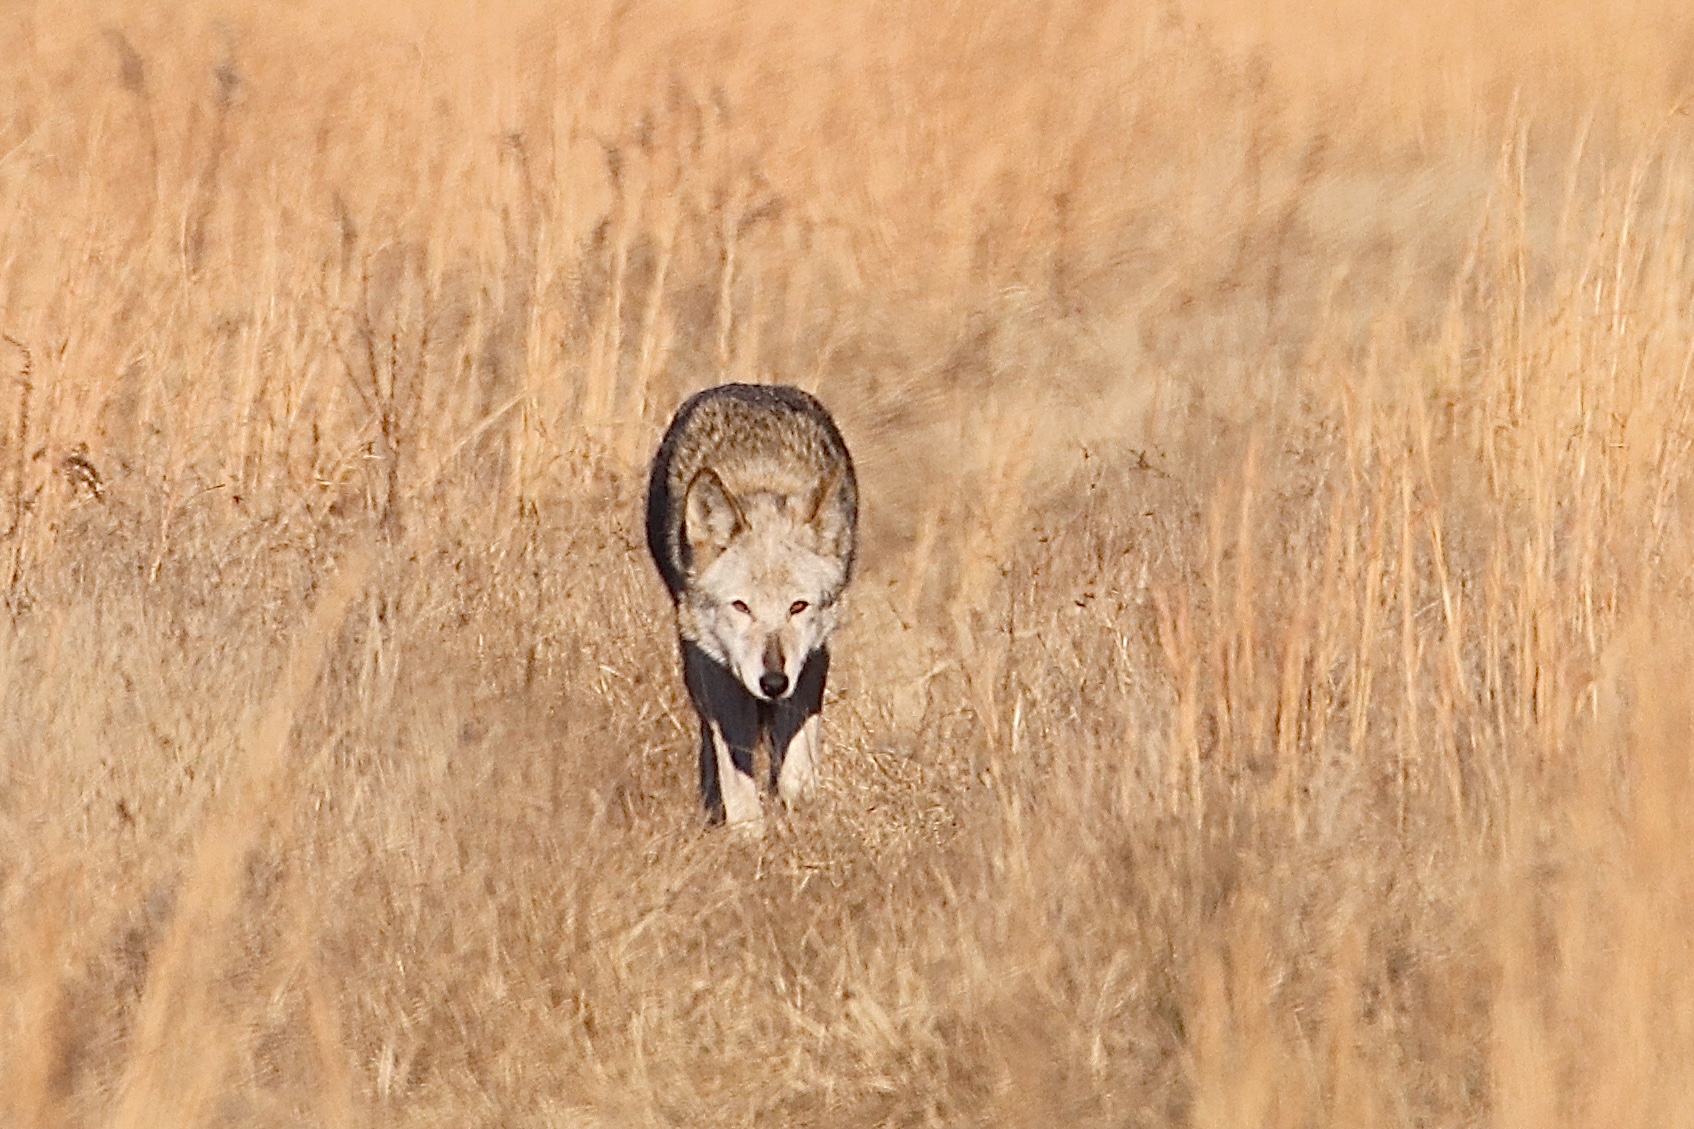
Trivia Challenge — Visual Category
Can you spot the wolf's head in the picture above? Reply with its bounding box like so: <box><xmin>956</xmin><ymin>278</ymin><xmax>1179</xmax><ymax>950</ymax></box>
<box><xmin>676</xmin><ymin>466</ymin><xmax>853</xmax><ymax>701</ymax></box>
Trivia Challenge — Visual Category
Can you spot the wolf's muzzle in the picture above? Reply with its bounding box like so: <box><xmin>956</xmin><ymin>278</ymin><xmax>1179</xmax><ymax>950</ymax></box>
<box><xmin>759</xmin><ymin>636</ymin><xmax>789</xmax><ymax>699</ymax></box>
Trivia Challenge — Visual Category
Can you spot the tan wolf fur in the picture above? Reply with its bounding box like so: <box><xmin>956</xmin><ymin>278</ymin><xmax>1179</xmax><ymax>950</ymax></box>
<box><xmin>646</xmin><ymin>383</ymin><xmax>859</xmax><ymax>829</ymax></box>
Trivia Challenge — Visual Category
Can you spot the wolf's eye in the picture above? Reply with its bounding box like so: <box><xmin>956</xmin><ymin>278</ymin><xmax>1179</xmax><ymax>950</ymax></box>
<box><xmin>731</xmin><ymin>600</ymin><xmax>751</xmax><ymax>616</ymax></box>
<box><xmin>789</xmin><ymin>600</ymin><xmax>809</xmax><ymax>616</ymax></box>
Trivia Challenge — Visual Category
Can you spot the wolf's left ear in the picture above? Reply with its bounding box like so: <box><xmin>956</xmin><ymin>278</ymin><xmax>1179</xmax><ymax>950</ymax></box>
<box><xmin>805</xmin><ymin>465</ymin><xmax>853</xmax><ymax>553</ymax></box>
<box><xmin>684</xmin><ymin>467</ymin><xmax>745</xmax><ymax>571</ymax></box>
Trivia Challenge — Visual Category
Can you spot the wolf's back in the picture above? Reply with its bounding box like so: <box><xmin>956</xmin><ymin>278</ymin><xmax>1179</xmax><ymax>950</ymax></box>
<box><xmin>646</xmin><ymin>384</ymin><xmax>858</xmax><ymax>598</ymax></box>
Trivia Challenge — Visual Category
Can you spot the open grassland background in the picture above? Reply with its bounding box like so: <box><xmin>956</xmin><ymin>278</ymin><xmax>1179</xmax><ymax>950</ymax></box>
<box><xmin>3</xmin><ymin>0</ymin><xmax>1694</xmax><ymax>1125</ymax></box>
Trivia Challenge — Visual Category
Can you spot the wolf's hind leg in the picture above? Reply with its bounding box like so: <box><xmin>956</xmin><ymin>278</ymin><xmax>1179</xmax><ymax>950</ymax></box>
<box><xmin>772</xmin><ymin>648</ymin><xmax>828</xmax><ymax>805</ymax></box>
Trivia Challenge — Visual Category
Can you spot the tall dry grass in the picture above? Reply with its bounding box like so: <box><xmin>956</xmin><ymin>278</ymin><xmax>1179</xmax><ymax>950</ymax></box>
<box><xmin>2</xmin><ymin>0</ymin><xmax>1693</xmax><ymax>1125</ymax></box>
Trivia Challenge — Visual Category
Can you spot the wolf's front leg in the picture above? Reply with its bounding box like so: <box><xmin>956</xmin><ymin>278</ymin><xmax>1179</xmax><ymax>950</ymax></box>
<box><xmin>706</xmin><ymin>722</ymin><xmax>762</xmax><ymax>829</ymax></box>
<box><xmin>771</xmin><ymin>647</ymin><xmax>828</xmax><ymax>805</ymax></box>
<box><xmin>775</xmin><ymin>715</ymin><xmax>822</xmax><ymax>805</ymax></box>
<box><xmin>684</xmin><ymin>642</ymin><xmax>764</xmax><ymax>830</ymax></box>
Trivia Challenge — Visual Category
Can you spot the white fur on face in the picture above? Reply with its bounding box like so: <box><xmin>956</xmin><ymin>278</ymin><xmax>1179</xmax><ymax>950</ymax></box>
<box><xmin>680</xmin><ymin>504</ymin><xmax>846</xmax><ymax>701</ymax></box>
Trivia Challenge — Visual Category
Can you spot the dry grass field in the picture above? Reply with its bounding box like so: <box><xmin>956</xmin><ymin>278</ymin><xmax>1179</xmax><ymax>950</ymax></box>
<box><xmin>3</xmin><ymin>0</ymin><xmax>1694</xmax><ymax>1125</ymax></box>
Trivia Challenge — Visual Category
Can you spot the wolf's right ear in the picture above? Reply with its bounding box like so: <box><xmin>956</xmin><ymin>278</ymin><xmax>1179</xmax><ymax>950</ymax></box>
<box><xmin>684</xmin><ymin>468</ymin><xmax>745</xmax><ymax>571</ymax></box>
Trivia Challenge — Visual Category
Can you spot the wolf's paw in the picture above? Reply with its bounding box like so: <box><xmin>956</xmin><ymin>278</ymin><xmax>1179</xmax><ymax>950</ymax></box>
<box><xmin>727</xmin><ymin>811</ymin><xmax>766</xmax><ymax>839</ymax></box>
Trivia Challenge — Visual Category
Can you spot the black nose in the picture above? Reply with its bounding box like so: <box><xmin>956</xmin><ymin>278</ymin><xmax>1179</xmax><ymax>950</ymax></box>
<box><xmin>759</xmin><ymin>671</ymin><xmax>789</xmax><ymax>698</ymax></box>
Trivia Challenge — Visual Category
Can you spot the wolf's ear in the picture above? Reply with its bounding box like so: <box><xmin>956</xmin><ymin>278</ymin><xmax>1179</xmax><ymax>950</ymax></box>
<box><xmin>684</xmin><ymin>468</ymin><xmax>745</xmax><ymax>569</ymax></box>
<box><xmin>805</xmin><ymin>465</ymin><xmax>852</xmax><ymax>552</ymax></box>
